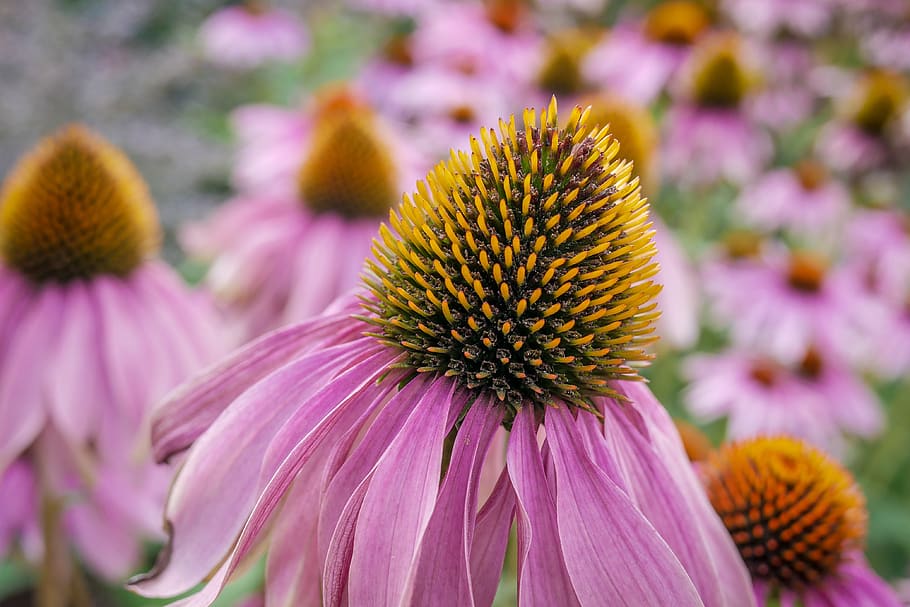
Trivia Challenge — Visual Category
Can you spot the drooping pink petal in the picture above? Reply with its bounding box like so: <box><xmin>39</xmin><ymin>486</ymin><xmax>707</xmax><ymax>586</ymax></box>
<box><xmin>150</xmin><ymin>314</ymin><xmax>366</xmax><ymax>462</ymax></box>
<box><xmin>613</xmin><ymin>381</ymin><xmax>757</xmax><ymax>607</ymax></box>
<box><xmin>131</xmin><ymin>340</ymin><xmax>389</xmax><ymax>598</ymax></box>
<box><xmin>545</xmin><ymin>405</ymin><xmax>705</xmax><ymax>606</ymax></box>
<box><xmin>47</xmin><ymin>281</ymin><xmax>105</xmax><ymax>446</ymax></box>
<box><xmin>317</xmin><ymin>372</ymin><xmax>434</xmax><ymax>569</ymax></box>
<box><xmin>347</xmin><ymin>377</ymin><xmax>464</xmax><ymax>607</ymax></box>
<box><xmin>265</xmin><ymin>465</ymin><xmax>323</xmax><ymax>607</ymax></box>
<box><xmin>0</xmin><ymin>288</ymin><xmax>61</xmax><ymax>472</ymax></box>
<box><xmin>469</xmin><ymin>468</ymin><xmax>516</xmax><ymax>607</ymax></box>
<box><xmin>131</xmin><ymin>348</ymin><xmax>397</xmax><ymax>607</ymax></box>
<box><xmin>507</xmin><ymin>406</ymin><xmax>580</xmax><ymax>607</ymax></box>
<box><xmin>406</xmin><ymin>397</ymin><xmax>503</xmax><ymax>606</ymax></box>
<box><xmin>599</xmin><ymin>401</ymin><xmax>727</xmax><ymax>606</ymax></box>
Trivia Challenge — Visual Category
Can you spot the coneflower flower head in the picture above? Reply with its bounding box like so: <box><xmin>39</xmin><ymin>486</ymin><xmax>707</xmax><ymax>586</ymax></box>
<box><xmin>688</xmin><ymin>34</ymin><xmax>757</xmax><ymax>108</ymax></box>
<box><xmin>0</xmin><ymin>125</ymin><xmax>159</xmax><ymax>283</ymax></box>
<box><xmin>0</xmin><ymin>126</ymin><xmax>219</xmax><ymax>581</ymax></box>
<box><xmin>704</xmin><ymin>437</ymin><xmax>899</xmax><ymax>605</ymax></box>
<box><xmin>536</xmin><ymin>29</ymin><xmax>603</xmax><ymax>96</ymax></box>
<box><xmin>844</xmin><ymin>69</ymin><xmax>908</xmax><ymax>136</ymax></box>
<box><xmin>644</xmin><ymin>0</ymin><xmax>712</xmax><ymax>46</ymax></box>
<box><xmin>297</xmin><ymin>90</ymin><xmax>400</xmax><ymax>218</ymax></box>
<box><xmin>366</xmin><ymin>99</ymin><xmax>660</xmax><ymax>413</ymax></box>
<box><xmin>136</xmin><ymin>99</ymin><xmax>755</xmax><ymax>607</ymax></box>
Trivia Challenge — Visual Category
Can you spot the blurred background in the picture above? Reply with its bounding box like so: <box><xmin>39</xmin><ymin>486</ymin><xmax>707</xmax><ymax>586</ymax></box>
<box><xmin>1</xmin><ymin>0</ymin><xmax>909</xmax><ymax>605</ymax></box>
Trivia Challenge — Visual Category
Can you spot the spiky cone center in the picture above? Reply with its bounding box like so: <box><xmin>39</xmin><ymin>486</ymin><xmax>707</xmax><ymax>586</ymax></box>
<box><xmin>690</xmin><ymin>34</ymin><xmax>755</xmax><ymax>108</ymax></box>
<box><xmin>577</xmin><ymin>94</ymin><xmax>659</xmax><ymax>194</ymax></box>
<box><xmin>364</xmin><ymin>99</ymin><xmax>661</xmax><ymax>415</ymax></box>
<box><xmin>485</xmin><ymin>0</ymin><xmax>525</xmax><ymax>34</ymax></box>
<box><xmin>537</xmin><ymin>29</ymin><xmax>602</xmax><ymax>96</ymax></box>
<box><xmin>644</xmin><ymin>0</ymin><xmax>711</xmax><ymax>46</ymax></box>
<box><xmin>786</xmin><ymin>253</ymin><xmax>826</xmax><ymax>293</ymax></box>
<box><xmin>297</xmin><ymin>94</ymin><xmax>399</xmax><ymax>218</ymax></box>
<box><xmin>705</xmin><ymin>437</ymin><xmax>867</xmax><ymax>591</ymax></box>
<box><xmin>847</xmin><ymin>70</ymin><xmax>909</xmax><ymax>136</ymax></box>
<box><xmin>0</xmin><ymin>125</ymin><xmax>159</xmax><ymax>284</ymax></box>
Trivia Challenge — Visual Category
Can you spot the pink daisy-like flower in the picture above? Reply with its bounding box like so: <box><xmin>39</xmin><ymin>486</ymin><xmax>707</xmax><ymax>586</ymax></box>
<box><xmin>663</xmin><ymin>34</ymin><xmax>772</xmax><ymax>186</ymax></box>
<box><xmin>748</xmin><ymin>42</ymin><xmax>818</xmax><ymax>129</ymax></box>
<box><xmin>848</xmin><ymin>208</ymin><xmax>910</xmax><ymax>303</ymax></box>
<box><xmin>735</xmin><ymin>160</ymin><xmax>850</xmax><ymax>238</ymax></box>
<box><xmin>684</xmin><ymin>347</ymin><xmax>883</xmax><ymax>451</ymax></box>
<box><xmin>721</xmin><ymin>0</ymin><xmax>833</xmax><ymax>38</ymax></box>
<box><xmin>0</xmin><ymin>126</ymin><xmax>221</xmax><ymax>583</ymax></box>
<box><xmin>199</xmin><ymin>3</ymin><xmax>308</xmax><ymax>69</ymax></box>
<box><xmin>817</xmin><ymin>69</ymin><xmax>909</xmax><ymax>173</ymax></box>
<box><xmin>705</xmin><ymin>436</ymin><xmax>901</xmax><ymax>607</ymax></box>
<box><xmin>132</xmin><ymin>100</ymin><xmax>755</xmax><ymax>607</ymax></box>
<box><xmin>584</xmin><ymin>1</ymin><xmax>712</xmax><ymax>104</ymax></box>
<box><xmin>703</xmin><ymin>250</ymin><xmax>866</xmax><ymax>363</ymax></box>
<box><xmin>185</xmin><ymin>89</ymin><xmax>426</xmax><ymax>341</ymax></box>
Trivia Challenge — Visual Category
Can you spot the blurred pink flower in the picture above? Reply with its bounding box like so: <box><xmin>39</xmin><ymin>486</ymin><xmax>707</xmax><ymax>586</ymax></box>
<box><xmin>735</xmin><ymin>161</ymin><xmax>850</xmax><ymax>237</ymax></box>
<box><xmin>187</xmin><ymin>89</ymin><xmax>426</xmax><ymax>342</ymax></box>
<box><xmin>584</xmin><ymin>2</ymin><xmax>712</xmax><ymax>104</ymax></box>
<box><xmin>703</xmin><ymin>251</ymin><xmax>867</xmax><ymax>363</ymax></box>
<box><xmin>0</xmin><ymin>126</ymin><xmax>221</xmax><ymax>581</ymax></box>
<box><xmin>684</xmin><ymin>347</ymin><xmax>883</xmax><ymax>451</ymax></box>
<box><xmin>132</xmin><ymin>101</ymin><xmax>754</xmax><ymax>607</ymax></box>
<box><xmin>199</xmin><ymin>5</ymin><xmax>308</xmax><ymax>69</ymax></box>
<box><xmin>721</xmin><ymin>0</ymin><xmax>832</xmax><ymax>38</ymax></box>
<box><xmin>663</xmin><ymin>105</ymin><xmax>771</xmax><ymax>186</ymax></box>
<box><xmin>748</xmin><ymin>42</ymin><xmax>818</xmax><ymax>129</ymax></box>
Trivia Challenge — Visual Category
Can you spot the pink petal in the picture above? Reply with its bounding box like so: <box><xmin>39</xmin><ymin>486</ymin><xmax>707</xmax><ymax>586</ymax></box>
<box><xmin>545</xmin><ymin>405</ymin><xmax>705</xmax><ymax>606</ymax></box>
<box><xmin>469</xmin><ymin>468</ymin><xmax>516</xmax><ymax>607</ymax></box>
<box><xmin>347</xmin><ymin>377</ymin><xmax>463</xmax><ymax>607</ymax></box>
<box><xmin>131</xmin><ymin>340</ymin><xmax>388</xmax><ymax>598</ymax></box>
<box><xmin>0</xmin><ymin>288</ymin><xmax>61</xmax><ymax>471</ymax></box>
<box><xmin>613</xmin><ymin>382</ymin><xmax>757</xmax><ymax>607</ymax></box>
<box><xmin>150</xmin><ymin>314</ymin><xmax>359</xmax><ymax>462</ymax></box>
<box><xmin>406</xmin><ymin>398</ymin><xmax>503</xmax><ymax>606</ymax></box>
<box><xmin>265</xmin><ymin>466</ymin><xmax>323</xmax><ymax>607</ymax></box>
<box><xmin>507</xmin><ymin>406</ymin><xmax>580</xmax><ymax>607</ymax></box>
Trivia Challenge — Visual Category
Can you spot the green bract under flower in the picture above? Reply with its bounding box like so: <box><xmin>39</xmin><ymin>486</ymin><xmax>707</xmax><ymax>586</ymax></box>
<box><xmin>364</xmin><ymin>98</ymin><xmax>661</xmax><ymax>413</ymax></box>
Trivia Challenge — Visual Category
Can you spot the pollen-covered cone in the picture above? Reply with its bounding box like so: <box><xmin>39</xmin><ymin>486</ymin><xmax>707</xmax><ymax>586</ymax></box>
<box><xmin>133</xmin><ymin>99</ymin><xmax>754</xmax><ymax>607</ymax></box>
<box><xmin>704</xmin><ymin>437</ymin><xmax>901</xmax><ymax>607</ymax></box>
<box><xmin>0</xmin><ymin>126</ymin><xmax>222</xmax><ymax>579</ymax></box>
<box><xmin>182</xmin><ymin>88</ymin><xmax>425</xmax><ymax>343</ymax></box>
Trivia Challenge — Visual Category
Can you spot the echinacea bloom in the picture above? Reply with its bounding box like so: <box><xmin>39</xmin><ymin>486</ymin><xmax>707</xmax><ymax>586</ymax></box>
<box><xmin>703</xmin><ymin>250</ymin><xmax>866</xmax><ymax>363</ymax></box>
<box><xmin>183</xmin><ymin>90</ymin><xmax>423</xmax><ymax>341</ymax></box>
<box><xmin>584</xmin><ymin>1</ymin><xmax>712</xmax><ymax>104</ymax></box>
<box><xmin>721</xmin><ymin>0</ymin><xmax>832</xmax><ymax>38</ymax></box>
<box><xmin>198</xmin><ymin>3</ymin><xmax>308</xmax><ymax>69</ymax></box>
<box><xmin>817</xmin><ymin>69</ymin><xmax>909</xmax><ymax>173</ymax></box>
<box><xmin>735</xmin><ymin>160</ymin><xmax>850</xmax><ymax>239</ymax></box>
<box><xmin>133</xmin><ymin>100</ymin><xmax>755</xmax><ymax>606</ymax></box>
<box><xmin>704</xmin><ymin>436</ymin><xmax>901</xmax><ymax>607</ymax></box>
<box><xmin>664</xmin><ymin>33</ymin><xmax>772</xmax><ymax>186</ymax></box>
<box><xmin>535</xmin><ymin>28</ymin><xmax>604</xmax><ymax>99</ymax></box>
<box><xmin>684</xmin><ymin>347</ymin><xmax>883</xmax><ymax>451</ymax></box>
<box><xmin>0</xmin><ymin>127</ymin><xmax>220</xmax><ymax>581</ymax></box>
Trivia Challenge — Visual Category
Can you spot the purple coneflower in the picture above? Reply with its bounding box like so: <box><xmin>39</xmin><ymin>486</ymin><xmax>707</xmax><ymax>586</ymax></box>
<box><xmin>664</xmin><ymin>33</ymin><xmax>772</xmax><ymax>186</ymax></box>
<box><xmin>721</xmin><ymin>0</ymin><xmax>832</xmax><ymax>38</ymax></box>
<box><xmin>735</xmin><ymin>161</ymin><xmax>850</xmax><ymax>239</ymax></box>
<box><xmin>704</xmin><ymin>436</ymin><xmax>901</xmax><ymax>607</ymax></box>
<box><xmin>199</xmin><ymin>2</ymin><xmax>308</xmax><ymax>69</ymax></box>
<box><xmin>584</xmin><ymin>1</ymin><xmax>713</xmax><ymax>104</ymax></box>
<box><xmin>817</xmin><ymin>69</ymin><xmax>909</xmax><ymax>173</ymax></box>
<box><xmin>684</xmin><ymin>347</ymin><xmax>883</xmax><ymax>452</ymax></box>
<box><xmin>132</xmin><ymin>99</ymin><xmax>755</xmax><ymax>606</ymax></box>
<box><xmin>703</xmin><ymin>250</ymin><xmax>865</xmax><ymax>363</ymax></box>
<box><xmin>0</xmin><ymin>126</ymin><xmax>220</xmax><ymax>582</ymax></box>
<box><xmin>183</xmin><ymin>89</ymin><xmax>423</xmax><ymax>342</ymax></box>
